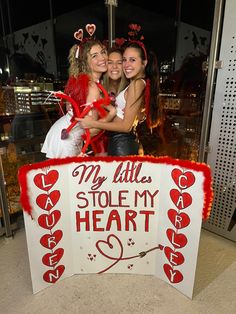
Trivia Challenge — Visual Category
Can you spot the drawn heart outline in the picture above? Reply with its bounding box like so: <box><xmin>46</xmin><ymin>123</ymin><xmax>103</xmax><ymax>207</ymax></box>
<box><xmin>163</xmin><ymin>264</ymin><xmax>183</xmax><ymax>283</ymax></box>
<box><xmin>166</xmin><ymin>228</ymin><xmax>188</xmax><ymax>248</ymax></box>
<box><xmin>167</xmin><ymin>209</ymin><xmax>190</xmax><ymax>229</ymax></box>
<box><xmin>171</xmin><ymin>169</ymin><xmax>195</xmax><ymax>190</ymax></box>
<box><xmin>43</xmin><ymin>265</ymin><xmax>65</xmax><ymax>283</ymax></box>
<box><xmin>42</xmin><ymin>248</ymin><xmax>64</xmax><ymax>267</ymax></box>
<box><xmin>170</xmin><ymin>189</ymin><xmax>192</xmax><ymax>210</ymax></box>
<box><xmin>34</xmin><ymin>170</ymin><xmax>59</xmax><ymax>191</ymax></box>
<box><xmin>38</xmin><ymin>210</ymin><xmax>61</xmax><ymax>230</ymax></box>
<box><xmin>96</xmin><ymin>234</ymin><xmax>123</xmax><ymax>260</ymax></box>
<box><xmin>40</xmin><ymin>230</ymin><xmax>63</xmax><ymax>249</ymax></box>
<box><xmin>164</xmin><ymin>246</ymin><xmax>185</xmax><ymax>266</ymax></box>
<box><xmin>36</xmin><ymin>190</ymin><xmax>60</xmax><ymax>211</ymax></box>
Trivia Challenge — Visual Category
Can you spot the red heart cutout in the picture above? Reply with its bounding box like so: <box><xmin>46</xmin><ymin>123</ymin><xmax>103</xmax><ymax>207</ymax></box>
<box><xmin>34</xmin><ymin>170</ymin><xmax>59</xmax><ymax>191</ymax></box>
<box><xmin>85</xmin><ymin>23</ymin><xmax>96</xmax><ymax>36</ymax></box>
<box><xmin>96</xmin><ymin>234</ymin><xmax>123</xmax><ymax>259</ymax></box>
<box><xmin>167</xmin><ymin>209</ymin><xmax>190</xmax><ymax>229</ymax></box>
<box><xmin>171</xmin><ymin>169</ymin><xmax>195</xmax><ymax>190</ymax></box>
<box><xmin>42</xmin><ymin>248</ymin><xmax>64</xmax><ymax>267</ymax></box>
<box><xmin>74</xmin><ymin>28</ymin><xmax>83</xmax><ymax>41</ymax></box>
<box><xmin>38</xmin><ymin>210</ymin><xmax>61</xmax><ymax>230</ymax></box>
<box><xmin>170</xmin><ymin>189</ymin><xmax>192</xmax><ymax>210</ymax></box>
<box><xmin>163</xmin><ymin>264</ymin><xmax>183</xmax><ymax>283</ymax></box>
<box><xmin>164</xmin><ymin>246</ymin><xmax>185</xmax><ymax>266</ymax></box>
<box><xmin>43</xmin><ymin>265</ymin><xmax>65</xmax><ymax>283</ymax></box>
<box><xmin>40</xmin><ymin>230</ymin><xmax>63</xmax><ymax>249</ymax></box>
<box><xmin>36</xmin><ymin>190</ymin><xmax>60</xmax><ymax>211</ymax></box>
<box><xmin>166</xmin><ymin>228</ymin><xmax>187</xmax><ymax>248</ymax></box>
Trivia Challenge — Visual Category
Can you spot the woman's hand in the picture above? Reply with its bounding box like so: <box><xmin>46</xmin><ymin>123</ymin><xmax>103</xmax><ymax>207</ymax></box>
<box><xmin>77</xmin><ymin>116</ymin><xmax>95</xmax><ymax>128</ymax></box>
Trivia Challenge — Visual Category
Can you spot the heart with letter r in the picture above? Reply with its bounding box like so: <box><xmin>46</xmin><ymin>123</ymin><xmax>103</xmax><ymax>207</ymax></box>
<box><xmin>40</xmin><ymin>230</ymin><xmax>63</xmax><ymax>249</ymax></box>
<box><xmin>167</xmin><ymin>209</ymin><xmax>190</xmax><ymax>229</ymax></box>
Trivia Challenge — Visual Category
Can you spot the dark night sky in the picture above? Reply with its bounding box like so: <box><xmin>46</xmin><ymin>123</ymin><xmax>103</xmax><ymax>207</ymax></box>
<box><xmin>0</xmin><ymin>0</ymin><xmax>215</xmax><ymax>34</ymax></box>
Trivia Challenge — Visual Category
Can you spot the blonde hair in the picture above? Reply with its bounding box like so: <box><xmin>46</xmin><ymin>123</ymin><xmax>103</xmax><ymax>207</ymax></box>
<box><xmin>68</xmin><ymin>39</ymin><xmax>105</xmax><ymax>77</ymax></box>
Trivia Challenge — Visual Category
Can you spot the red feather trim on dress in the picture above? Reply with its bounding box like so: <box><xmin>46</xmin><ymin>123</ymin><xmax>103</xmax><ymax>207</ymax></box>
<box><xmin>64</xmin><ymin>74</ymin><xmax>89</xmax><ymax>111</ymax></box>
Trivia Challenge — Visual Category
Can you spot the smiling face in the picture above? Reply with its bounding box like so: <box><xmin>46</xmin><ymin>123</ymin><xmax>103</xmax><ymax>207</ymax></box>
<box><xmin>107</xmin><ymin>51</ymin><xmax>123</xmax><ymax>81</ymax></box>
<box><xmin>87</xmin><ymin>44</ymin><xmax>108</xmax><ymax>78</ymax></box>
<box><xmin>122</xmin><ymin>47</ymin><xmax>146</xmax><ymax>80</ymax></box>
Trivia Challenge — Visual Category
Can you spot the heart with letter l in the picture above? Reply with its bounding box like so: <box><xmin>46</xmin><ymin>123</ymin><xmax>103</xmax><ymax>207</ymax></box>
<box><xmin>166</xmin><ymin>228</ymin><xmax>188</xmax><ymax>248</ymax></box>
<box><xmin>36</xmin><ymin>190</ymin><xmax>60</xmax><ymax>211</ymax></box>
<box><xmin>171</xmin><ymin>169</ymin><xmax>195</xmax><ymax>190</ymax></box>
<box><xmin>38</xmin><ymin>210</ymin><xmax>61</xmax><ymax>230</ymax></box>
<box><xmin>33</xmin><ymin>170</ymin><xmax>59</xmax><ymax>191</ymax></box>
<box><xmin>42</xmin><ymin>248</ymin><xmax>64</xmax><ymax>267</ymax></box>
<box><xmin>164</xmin><ymin>246</ymin><xmax>185</xmax><ymax>266</ymax></box>
<box><xmin>167</xmin><ymin>209</ymin><xmax>190</xmax><ymax>229</ymax></box>
<box><xmin>43</xmin><ymin>265</ymin><xmax>65</xmax><ymax>283</ymax></box>
<box><xmin>86</xmin><ymin>23</ymin><xmax>96</xmax><ymax>36</ymax></box>
<box><xmin>163</xmin><ymin>264</ymin><xmax>183</xmax><ymax>283</ymax></box>
<box><xmin>40</xmin><ymin>230</ymin><xmax>63</xmax><ymax>249</ymax></box>
<box><xmin>170</xmin><ymin>189</ymin><xmax>192</xmax><ymax>210</ymax></box>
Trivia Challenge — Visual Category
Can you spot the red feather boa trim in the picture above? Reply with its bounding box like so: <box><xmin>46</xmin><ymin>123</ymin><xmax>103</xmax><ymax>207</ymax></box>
<box><xmin>64</xmin><ymin>74</ymin><xmax>89</xmax><ymax>111</ymax></box>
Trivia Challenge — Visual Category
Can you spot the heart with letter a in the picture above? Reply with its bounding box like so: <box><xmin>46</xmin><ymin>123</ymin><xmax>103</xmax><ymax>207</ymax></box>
<box><xmin>170</xmin><ymin>189</ymin><xmax>192</xmax><ymax>210</ymax></box>
<box><xmin>36</xmin><ymin>190</ymin><xmax>60</xmax><ymax>211</ymax></box>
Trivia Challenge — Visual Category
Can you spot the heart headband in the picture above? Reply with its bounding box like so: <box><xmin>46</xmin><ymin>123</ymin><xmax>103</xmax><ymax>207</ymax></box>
<box><xmin>74</xmin><ymin>24</ymin><xmax>97</xmax><ymax>58</ymax></box>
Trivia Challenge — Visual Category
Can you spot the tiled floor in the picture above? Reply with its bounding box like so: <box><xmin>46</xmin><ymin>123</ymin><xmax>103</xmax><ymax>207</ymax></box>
<box><xmin>0</xmin><ymin>227</ymin><xmax>235</xmax><ymax>314</ymax></box>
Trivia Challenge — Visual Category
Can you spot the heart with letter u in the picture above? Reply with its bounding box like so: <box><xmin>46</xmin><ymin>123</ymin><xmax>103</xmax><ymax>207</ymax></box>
<box><xmin>38</xmin><ymin>210</ymin><xmax>61</xmax><ymax>230</ymax></box>
<box><xmin>171</xmin><ymin>169</ymin><xmax>195</xmax><ymax>190</ymax></box>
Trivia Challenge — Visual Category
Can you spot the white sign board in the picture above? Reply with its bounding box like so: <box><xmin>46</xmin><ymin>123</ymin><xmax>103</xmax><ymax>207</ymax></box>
<box><xmin>18</xmin><ymin>156</ymin><xmax>213</xmax><ymax>298</ymax></box>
